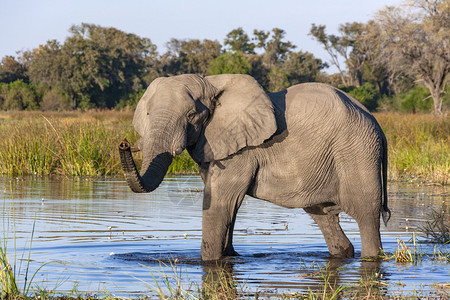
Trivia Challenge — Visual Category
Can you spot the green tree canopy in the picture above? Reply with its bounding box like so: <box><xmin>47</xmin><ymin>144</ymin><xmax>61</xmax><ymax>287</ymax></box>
<box><xmin>161</xmin><ymin>38</ymin><xmax>221</xmax><ymax>75</ymax></box>
<box><xmin>0</xmin><ymin>56</ymin><xmax>27</xmax><ymax>83</ymax></box>
<box><xmin>309</xmin><ymin>23</ymin><xmax>366</xmax><ymax>87</ymax></box>
<box><xmin>28</xmin><ymin>23</ymin><xmax>157</xmax><ymax>109</ymax></box>
<box><xmin>263</xmin><ymin>28</ymin><xmax>296</xmax><ymax>68</ymax></box>
<box><xmin>207</xmin><ymin>51</ymin><xmax>252</xmax><ymax>75</ymax></box>
<box><xmin>282</xmin><ymin>51</ymin><xmax>328</xmax><ymax>85</ymax></box>
<box><xmin>224</xmin><ymin>28</ymin><xmax>255</xmax><ymax>54</ymax></box>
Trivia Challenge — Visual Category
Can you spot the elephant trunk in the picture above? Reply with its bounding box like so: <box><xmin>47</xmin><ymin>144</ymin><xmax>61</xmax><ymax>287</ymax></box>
<box><xmin>119</xmin><ymin>139</ymin><xmax>172</xmax><ymax>193</ymax></box>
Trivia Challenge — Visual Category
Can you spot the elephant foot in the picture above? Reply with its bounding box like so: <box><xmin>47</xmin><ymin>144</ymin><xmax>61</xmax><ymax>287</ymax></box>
<box><xmin>223</xmin><ymin>246</ymin><xmax>239</xmax><ymax>257</ymax></box>
<box><xmin>329</xmin><ymin>242</ymin><xmax>354</xmax><ymax>258</ymax></box>
<box><xmin>201</xmin><ymin>241</ymin><xmax>239</xmax><ymax>261</ymax></box>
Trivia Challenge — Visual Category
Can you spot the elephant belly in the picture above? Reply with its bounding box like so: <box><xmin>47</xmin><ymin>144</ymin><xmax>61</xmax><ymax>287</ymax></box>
<box><xmin>247</xmin><ymin>141</ymin><xmax>341</xmax><ymax>209</ymax></box>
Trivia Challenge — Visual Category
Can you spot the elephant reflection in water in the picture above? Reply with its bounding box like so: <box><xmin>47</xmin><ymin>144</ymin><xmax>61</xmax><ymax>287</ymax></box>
<box><xmin>199</xmin><ymin>258</ymin><xmax>385</xmax><ymax>297</ymax></box>
<box><xmin>119</xmin><ymin>74</ymin><xmax>390</xmax><ymax>261</ymax></box>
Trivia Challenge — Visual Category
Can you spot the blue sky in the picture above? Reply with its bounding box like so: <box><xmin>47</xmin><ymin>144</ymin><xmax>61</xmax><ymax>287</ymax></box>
<box><xmin>1</xmin><ymin>0</ymin><xmax>403</xmax><ymax>73</ymax></box>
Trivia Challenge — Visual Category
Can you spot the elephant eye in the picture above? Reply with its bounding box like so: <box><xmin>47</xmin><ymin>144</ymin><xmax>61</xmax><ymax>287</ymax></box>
<box><xmin>187</xmin><ymin>110</ymin><xmax>196</xmax><ymax>123</ymax></box>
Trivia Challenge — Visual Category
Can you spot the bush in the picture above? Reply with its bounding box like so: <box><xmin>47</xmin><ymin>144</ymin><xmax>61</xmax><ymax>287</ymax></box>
<box><xmin>1</xmin><ymin>80</ymin><xmax>38</xmax><ymax>110</ymax></box>
<box><xmin>400</xmin><ymin>85</ymin><xmax>433</xmax><ymax>113</ymax></box>
<box><xmin>343</xmin><ymin>83</ymin><xmax>380</xmax><ymax>111</ymax></box>
<box><xmin>207</xmin><ymin>51</ymin><xmax>252</xmax><ymax>75</ymax></box>
<box><xmin>267</xmin><ymin>67</ymin><xmax>290</xmax><ymax>92</ymax></box>
<box><xmin>0</xmin><ymin>82</ymin><xmax>7</xmax><ymax>108</ymax></box>
<box><xmin>40</xmin><ymin>88</ymin><xmax>71</xmax><ymax>111</ymax></box>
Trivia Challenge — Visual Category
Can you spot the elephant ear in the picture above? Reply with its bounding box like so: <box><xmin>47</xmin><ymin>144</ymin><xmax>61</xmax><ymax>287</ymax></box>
<box><xmin>191</xmin><ymin>74</ymin><xmax>277</xmax><ymax>162</ymax></box>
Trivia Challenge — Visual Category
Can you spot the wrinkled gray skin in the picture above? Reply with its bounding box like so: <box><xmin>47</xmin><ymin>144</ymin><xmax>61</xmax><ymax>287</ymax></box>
<box><xmin>121</xmin><ymin>74</ymin><xmax>390</xmax><ymax>261</ymax></box>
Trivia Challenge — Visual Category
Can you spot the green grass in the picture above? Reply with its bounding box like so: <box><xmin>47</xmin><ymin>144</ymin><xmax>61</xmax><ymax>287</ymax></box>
<box><xmin>0</xmin><ymin>116</ymin><xmax>135</xmax><ymax>177</ymax></box>
<box><xmin>0</xmin><ymin>111</ymin><xmax>198</xmax><ymax>177</ymax></box>
<box><xmin>1</xmin><ymin>184</ymin><xmax>46</xmax><ymax>299</ymax></box>
<box><xmin>375</xmin><ymin>113</ymin><xmax>449</xmax><ymax>185</ymax></box>
<box><xmin>0</xmin><ymin>111</ymin><xmax>448</xmax><ymax>184</ymax></box>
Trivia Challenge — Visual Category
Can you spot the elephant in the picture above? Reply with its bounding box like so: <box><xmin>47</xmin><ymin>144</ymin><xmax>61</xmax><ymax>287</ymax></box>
<box><xmin>119</xmin><ymin>74</ymin><xmax>390</xmax><ymax>261</ymax></box>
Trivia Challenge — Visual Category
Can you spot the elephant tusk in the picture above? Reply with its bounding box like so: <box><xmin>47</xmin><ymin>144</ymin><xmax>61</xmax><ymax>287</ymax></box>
<box><xmin>130</xmin><ymin>146</ymin><xmax>140</xmax><ymax>152</ymax></box>
<box><xmin>172</xmin><ymin>148</ymin><xmax>184</xmax><ymax>156</ymax></box>
<box><xmin>119</xmin><ymin>139</ymin><xmax>140</xmax><ymax>152</ymax></box>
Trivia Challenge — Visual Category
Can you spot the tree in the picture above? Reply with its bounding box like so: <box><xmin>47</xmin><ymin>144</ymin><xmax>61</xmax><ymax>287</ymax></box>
<box><xmin>160</xmin><ymin>38</ymin><xmax>221</xmax><ymax>75</ymax></box>
<box><xmin>263</xmin><ymin>28</ymin><xmax>296</xmax><ymax>68</ymax></box>
<box><xmin>267</xmin><ymin>67</ymin><xmax>289</xmax><ymax>92</ymax></box>
<box><xmin>39</xmin><ymin>86</ymin><xmax>71</xmax><ymax>111</ymax></box>
<box><xmin>310</xmin><ymin>24</ymin><xmax>351</xmax><ymax>86</ymax></box>
<box><xmin>309</xmin><ymin>22</ymin><xmax>367</xmax><ymax>87</ymax></box>
<box><xmin>224</xmin><ymin>27</ymin><xmax>255</xmax><ymax>53</ymax></box>
<box><xmin>28</xmin><ymin>23</ymin><xmax>158</xmax><ymax>109</ymax></box>
<box><xmin>0</xmin><ymin>56</ymin><xmax>27</xmax><ymax>83</ymax></box>
<box><xmin>207</xmin><ymin>51</ymin><xmax>252</xmax><ymax>75</ymax></box>
<box><xmin>252</xmin><ymin>29</ymin><xmax>270</xmax><ymax>49</ymax></box>
<box><xmin>344</xmin><ymin>83</ymin><xmax>381</xmax><ymax>111</ymax></box>
<box><xmin>252</xmin><ymin>28</ymin><xmax>296</xmax><ymax>90</ymax></box>
<box><xmin>181</xmin><ymin>39</ymin><xmax>221</xmax><ymax>75</ymax></box>
<box><xmin>399</xmin><ymin>85</ymin><xmax>433</xmax><ymax>113</ymax></box>
<box><xmin>26</xmin><ymin>41</ymin><xmax>65</xmax><ymax>92</ymax></box>
<box><xmin>282</xmin><ymin>51</ymin><xmax>328</xmax><ymax>85</ymax></box>
<box><xmin>374</xmin><ymin>0</ymin><xmax>449</xmax><ymax>116</ymax></box>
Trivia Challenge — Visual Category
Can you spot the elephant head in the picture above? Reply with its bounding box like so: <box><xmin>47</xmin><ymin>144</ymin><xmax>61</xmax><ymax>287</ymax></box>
<box><xmin>119</xmin><ymin>74</ymin><xmax>277</xmax><ymax>193</ymax></box>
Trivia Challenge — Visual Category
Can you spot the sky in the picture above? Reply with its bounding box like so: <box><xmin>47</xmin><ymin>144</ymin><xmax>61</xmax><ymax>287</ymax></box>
<box><xmin>0</xmin><ymin>0</ymin><xmax>403</xmax><ymax>73</ymax></box>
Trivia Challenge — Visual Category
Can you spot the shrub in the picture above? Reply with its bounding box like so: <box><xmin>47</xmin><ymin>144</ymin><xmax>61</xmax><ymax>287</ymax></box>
<box><xmin>345</xmin><ymin>83</ymin><xmax>380</xmax><ymax>111</ymax></box>
<box><xmin>400</xmin><ymin>85</ymin><xmax>433</xmax><ymax>113</ymax></box>
<box><xmin>267</xmin><ymin>67</ymin><xmax>290</xmax><ymax>92</ymax></box>
<box><xmin>207</xmin><ymin>51</ymin><xmax>252</xmax><ymax>75</ymax></box>
<box><xmin>1</xmin><ymin>80</ymin><xmax>38</xmax><ymax>110</ymax></box>
<box><xmin>40</xmin><ymin>88</ymin><xmax>71</xmax><ymax>111</ymax></box>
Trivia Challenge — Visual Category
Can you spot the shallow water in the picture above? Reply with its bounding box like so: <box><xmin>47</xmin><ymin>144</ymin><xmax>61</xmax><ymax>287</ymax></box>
<box><xmin>1</xmin><ymin>176</ymin><xmax>448</xmax><ymax>297</ymax></box>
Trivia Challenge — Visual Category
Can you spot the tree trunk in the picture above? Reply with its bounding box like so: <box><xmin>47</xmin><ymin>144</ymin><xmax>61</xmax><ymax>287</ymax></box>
<box><xmin>424</xmin><ymin>82</ymin><xmax>443</xmax><ymax>117</ymax></box>
<box><xmin>431</xmin><ymin>90</ymin><xmax>443</xmax><ymax>117</ymax></box>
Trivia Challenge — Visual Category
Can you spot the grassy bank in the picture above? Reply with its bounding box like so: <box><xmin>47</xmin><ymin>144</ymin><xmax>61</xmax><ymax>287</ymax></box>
<box><xmin>0</xmin><ymin>111</ymin><xmax>198</xmax><ymax>177</ymax></box>
<box><xmin>374</xmin><ymin>113</ymin><xmax>449</xmax><ymax>185</ymax></box>
<box><xmin>0</xmin><ymin>111</ymin><xmax>448</xmax><ymax>184</ymax></box>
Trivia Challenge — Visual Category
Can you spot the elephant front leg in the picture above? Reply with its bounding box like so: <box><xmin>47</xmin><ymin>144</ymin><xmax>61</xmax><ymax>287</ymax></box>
<box><xmin>201</xmin><ymin>208</ymin><xmax>239</xmax><ymax>261</ymax></box>
<box><xmin>200</xmin><ymin>162</ymin><xmax>250</xmax><ymax>261</ymax></box>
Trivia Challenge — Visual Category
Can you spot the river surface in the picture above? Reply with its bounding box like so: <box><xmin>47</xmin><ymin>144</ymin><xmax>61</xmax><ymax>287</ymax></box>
<box><xmin>1</xmin><ymin>176</ymin><xmax>449</xmax><ymax>297</ymax></box>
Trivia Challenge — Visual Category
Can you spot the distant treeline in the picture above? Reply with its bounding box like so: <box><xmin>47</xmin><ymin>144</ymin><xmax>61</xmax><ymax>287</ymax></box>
<box><xmin>0</xmin><ymin>0</ymin><xmax>448</xmax><ymax>115</ymax></box>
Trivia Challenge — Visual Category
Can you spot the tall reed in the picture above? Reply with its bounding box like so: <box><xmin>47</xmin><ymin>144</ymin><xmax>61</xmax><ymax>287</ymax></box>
<box><xmin>0</xmin><ymin>112</ymin><xmax>139</xmax><ymax>176</ymax></box>
<box><xmin>0</xmin><ymin>111</ymin><xmax>198</xmax><ymax>176</ymax></box>
<box><xmin>374</xmin><ymin>113</ymin><xmax>449</xmax><ymax>185</ymax></box>
<box><xmin>1</xmin><ymin>184</ymin><xmax>45</xmax><ymax>298</ymax></box>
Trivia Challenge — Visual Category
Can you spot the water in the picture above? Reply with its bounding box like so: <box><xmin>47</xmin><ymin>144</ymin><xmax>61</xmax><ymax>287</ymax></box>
<box><xmin>1</xmin><ymin>176</ymin><xmax>448</xmax><ymax>297</ymax></box>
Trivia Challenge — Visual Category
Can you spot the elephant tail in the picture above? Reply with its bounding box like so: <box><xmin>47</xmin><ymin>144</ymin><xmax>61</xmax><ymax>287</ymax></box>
<box><xmin>381</xmin><ymin>134</ymin><xmax>391</xmax><ymax>227</ymax></box>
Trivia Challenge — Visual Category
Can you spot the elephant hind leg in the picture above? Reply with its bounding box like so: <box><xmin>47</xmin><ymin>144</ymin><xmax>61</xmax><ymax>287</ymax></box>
<box><xmin>342</xmin><ymin>177</ymin><xmax>383</xmax><ymax>258</ymax></box>
<box><xmin>304</xmin><ymin>205</ymin><xmax>354</xmax><ymax>258</ymax></box>
<box><xmin>355</xmin><ymin>212</ymin><xmax>382</xmax><ymax>258</ymax></box>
